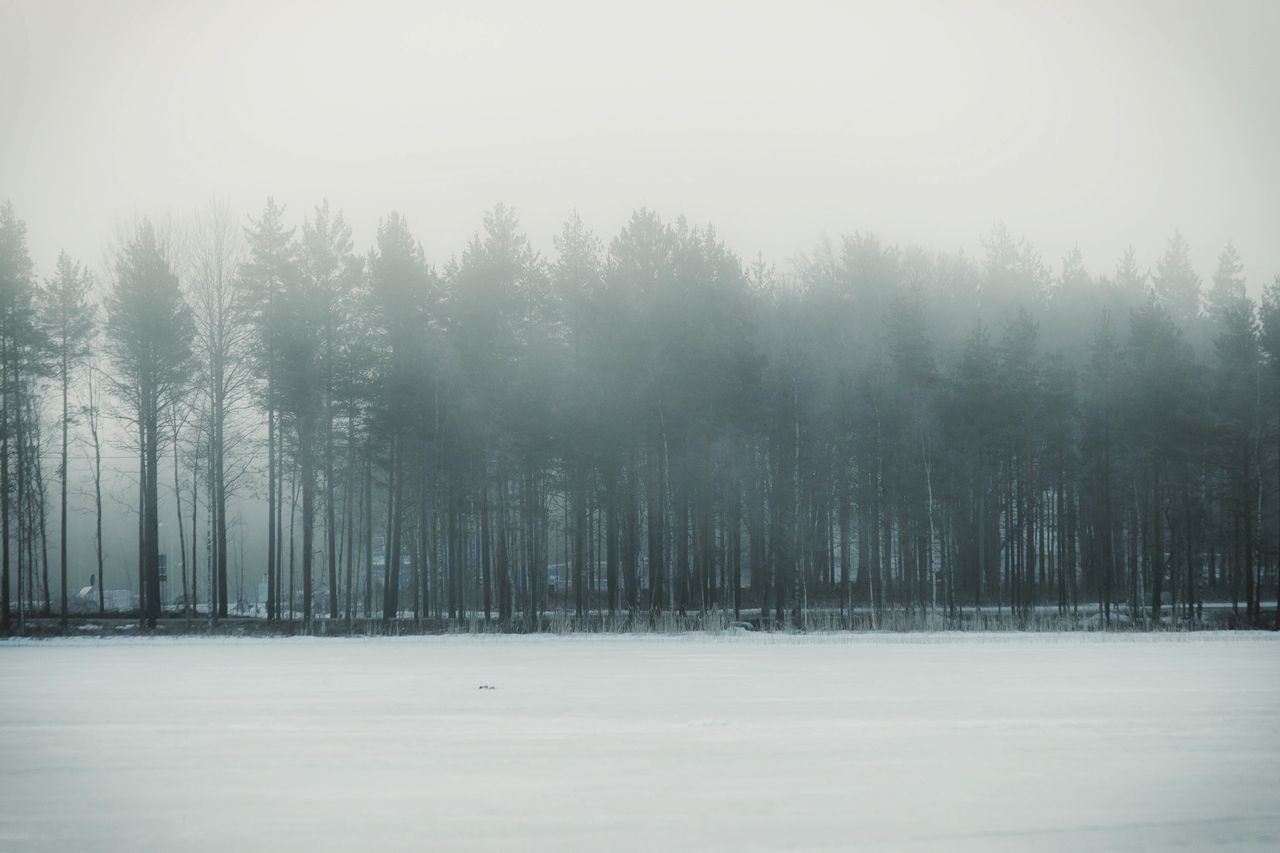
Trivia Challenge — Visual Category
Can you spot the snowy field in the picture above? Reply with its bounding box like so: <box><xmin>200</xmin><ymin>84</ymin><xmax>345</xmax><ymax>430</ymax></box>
<box><xmin>2</xmin><ymin>633</ymin><xmax>1278</xmax><ymax>852</ymax></box>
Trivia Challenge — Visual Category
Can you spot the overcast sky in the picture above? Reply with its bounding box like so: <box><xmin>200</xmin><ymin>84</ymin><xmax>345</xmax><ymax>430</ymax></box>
<box><xmin>3</xmin><ymin>0</ymin><xmax>1278</xmax><ymax>290</ymax></box>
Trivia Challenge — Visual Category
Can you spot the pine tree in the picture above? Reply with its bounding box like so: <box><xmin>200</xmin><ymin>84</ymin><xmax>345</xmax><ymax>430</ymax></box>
<box><xmin>300</xmin><ymin>201</ymin><xmax>359</xmax><ymax>621</ymax></box>
<box><xmin>104</xmin><ymin>220</ymin><xmax>195</xmax><ymax>629</ymax></box>
<box><xmin>41</xmin><ymin>252</ymin><xmax>94</xmax><ymax>628</ymax></box>
<box><xmin>0</xmin><ymin>202</ymin><xmax>41</xmax><ymax>631</ymax></box>
<box><xmin>1152</xmin><ymin>231</ymin><xmax>1200</xmax><ymax>331</ymax></box>
<box><xmin>367</xmin><ymin>213</ymin><xmax>432</xmax><ymax>622</ymax></box>
<box><xmin>240</xmin><ymin>198</ymin><xmax>298</xmax><ymax>622</ymax></box>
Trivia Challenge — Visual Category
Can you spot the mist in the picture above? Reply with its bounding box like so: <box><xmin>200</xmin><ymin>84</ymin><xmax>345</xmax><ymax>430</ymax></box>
<box><xmin>5</xmin><ymin>4</ymin><xmax>1280</xmax><ymax>852</ymax></box>
<box><xmin>4</xmin><ymin>0</ymin><xmax>1278</xmax><ymax>283</ymax></box>
<box><xmin>0</xmin><ymin>0</ymin><xmax>1278</xmax><ymax>618</ymax></box>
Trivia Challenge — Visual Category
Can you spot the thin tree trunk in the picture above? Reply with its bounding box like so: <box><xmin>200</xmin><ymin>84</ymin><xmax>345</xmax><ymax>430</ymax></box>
<box><xmin>191</xmin><ymin>418</ymin><xmax>199</xmax><ymax>618</ymax></box>
<box><xmin>143</xmin><ymin>384</ymin><xmax>161</xmax><ymax>630</ymax></box>
<box><xmin>172</xmin><ymin>405</ymin><xmax>189</xmax><ymax>623</ymax></box>
<box><xmin>89</xmin><ymin>374</ymin><xmax>104</xmax><ymax>617</ymax></box>
<box><xmin>1</xmin><ymin>338</ymin><xmax>10</xmax><ymax>632</ymax></box>
<box><xmin>267</xmin><ymin>401</ymin><xmax>276</xmax><ymax>621</ymax></box>
<box><xmin>215</xmin><ymin>387</ymin><xmax>228</xmax><ymax>620</ymax></box>
<box><xmin>59</xmin><ymin>345</ymin><xmax>69</xmax><ymax>628</ymax></box>
<box><xmin>325</xmin><ymin>332</ymin><xmax>337</xmax><ymax>621</ymax></box>
<box><xmin>301</xmin><ymin>417</ymin><xmax>315</xmax><ymax>633</ymax></box>
<box><xmin>288</xmin><ymin>454</ymin><xmax>298</xmax><ymax>622</ymax></box>
<box><xmin>383</xmin><ymin>436</ymin><xmax>400</xmax><ymax>622</ymax></box>
<box><xmin>481</xmin><ymin>465</ymin><xmax>492</xmax><ymax>621</ymax></box>
<box><xmin>344</xmin><ymin>412</ymin><xmax>356</xmax><ymax>631</ymax></box>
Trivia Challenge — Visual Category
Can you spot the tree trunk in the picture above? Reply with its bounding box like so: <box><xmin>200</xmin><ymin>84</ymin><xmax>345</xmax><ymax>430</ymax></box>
<box><xmin>215</xmin><ymin>389</ymin><xmax>228</xmax><ymax>619</ymax></box>
<box><xmin>363</xmin><ymin>443</ymin><xmax>373</xmax><ymax>620</ymax></box>
<box><xmin>344</xmin><ymin>412</ymin><xmax>356</xmax><ymax>631</ymax></box>
<box><xmin>383</xmin><ymin>437</ymin><xmax>399</xmax><ymax>622</ymax></box>
<box><xmin>574</xmin><ymin>464</ymin><xmax>587</xmax><ymax>619</ymax></box>
<box><xmin>91</xmin><ymin>385</ymin><xmax>104</xmax><ymax>617</ymax></box>
<box><xmin>173</xmin><ymin>408</ymin><xmax>189</xmax><ymax>623</ymax></box>
<box><xmin>1</xmin><ymin>338</ymin><xmax>10</xmax><ymax>632</ymax></box>
<box><xmin>325</xmin><ymin>338</ymin><xmax>338</xmax><ymax>621</ymax></box>
<box><xmin>301</xmin><ymin>418</ymin><xmax>315</xmax><ymax>633</ymax></box>
<box><xmin>481</xmin><ymin>466</ymin><xmax>492</xmax><ymax>621</ymax></box>
<box><xmin>144</xmin><ymin>387</ymin><xmax>161</xmax><ymax>630</ymax></box>
<box><xmin>190</xmin><ymin>427</ymin><xmax>199</xmax><ymax>618</ymax></box>
<box><xmin>59</xmin><ymin>346</ymin><xmax>69</xmax><ymax>628</ymax></box>
<box><xmin>135</xmin><ymin>409</ymin><xmax>145</xmax><ymax>618</ymax></box>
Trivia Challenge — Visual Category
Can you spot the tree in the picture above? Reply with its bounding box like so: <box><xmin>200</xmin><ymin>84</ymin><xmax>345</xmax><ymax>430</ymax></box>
<box><xmin>104</xmin><ymin>220</ymin><xmax>195</xmax><ymax>629</ymax></box>
<box><xmin>367</xmin><ymin>212</ymin><xmax>432</xmax><ymax>622</ymax></box>
<box><xmin>1080</xmin><ymin>313</ymin><xmax>1122</xmax><ymax>623</ymax></box>
<box><xmin>300</xmin><ymin>200</ymin><xmax>359</xmax><ymax>621</ymax></box>
<box><xmin>1152</xmin><ymin>231</ymin><xmax>1200</xmax><ymax>331</ymax></box>
<box><xmin>240</xmin><ymin>198</ymin><xmax>298</xmax><ymax>622</ymax></box>
<box><xmin>41</xmin><ymin>252</ymin><xmax>94</xmax><ymax>628</ymax></box>
<box><xmin>606</xmin><ymin>210</ymin><xmax>676</xmax><ymax>618</ymax></box>
<box><xmin>188</xmin><ymin>200</ymin><xmax>250</xmax><ymax>621</ymax></box>
<box><xmin>1124</xmin><ymin>301</ymin><xmax>1203</xmax><ymax>623</ymax></box>
<box><xmin>80</xmin><ymin>360</ymin><xmax>106</xmax><ymax>615</ymax></box>
<box><xmin>274</xmin><ymin>260</ymin><xmax>323</xmax><ymax>631</ymax></box>
<box><xmin>1262</xmin><ymin>275</ymin><xmax>1280</xmax><ymax>624</ymax></box>
<box><xmin>6</xmin><ymin>194</ymin><xmax>1276</xmax><ymax>635</ymax></box>
<box><xmin>552</xmin><ymin>212</ymin><xmax>607</xmax><ymax>618</ymax></box>
<box><xmin>0</xmin><ymin>202</ymin><xmax>40</xmax><ymax>631</ymax></box>
<box><xmin>1214</xmin><ymin>296</ymin><xmax>1263</xmax><ymax>623</ymax></box>
<box><xmin>1207</xmin><ymin>243</ymin><xmax>1246</xmax><ymax>319</ymax></box>
<box><xmin>999</xmin><ymin>307</ymin><xmax>1042</xmax><ymax>619</ymax></box>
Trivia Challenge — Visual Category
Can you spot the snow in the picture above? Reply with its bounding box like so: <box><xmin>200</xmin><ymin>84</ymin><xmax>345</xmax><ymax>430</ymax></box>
<box><xmin>1</xmin><ymin>633</ymin><xmax>1277</xmax><ymax>852</ymax></box>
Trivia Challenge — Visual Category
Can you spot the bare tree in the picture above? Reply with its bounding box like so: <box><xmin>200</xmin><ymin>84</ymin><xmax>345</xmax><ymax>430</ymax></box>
<box><xmin>42</xmin><ymin>252</ymin><xmax>95</xmax><ymax>628</ymax></box>
<box><xmin>78</xmin><ymin>359</ymin><xmax>106</xmax><ymax>614</ymax></box>
<box><xmin>186</xmin><ymin>200</ymin><xmax>251</xmax><ymax>620</ymax></box>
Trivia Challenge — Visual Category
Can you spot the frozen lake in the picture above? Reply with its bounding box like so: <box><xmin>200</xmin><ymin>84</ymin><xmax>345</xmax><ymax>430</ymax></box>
<box><xmin>2</xmin><ymin>633</ymin><xmax>1277</xmax><ymax>851</ymax></box>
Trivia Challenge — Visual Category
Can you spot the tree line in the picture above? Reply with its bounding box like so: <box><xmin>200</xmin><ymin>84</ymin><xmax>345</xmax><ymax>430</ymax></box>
<box><xmin>0</xmin><ymin>197</ymin><xmax>1277</xmax><ymax>633</ymax></box>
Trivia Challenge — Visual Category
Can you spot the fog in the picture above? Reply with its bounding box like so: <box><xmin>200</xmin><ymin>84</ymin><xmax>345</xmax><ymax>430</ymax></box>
<box><xmin>4</xmin><ymin>0</ymin><xmax>1278</xmax><ymax>283</ymax></box>
<box><xmin>1</xmin><ymin>1</ymin><xmax>1279</xmax><ymax>626</ymax></box>
<box><xmin>6</xmin><ymin>16</ymin><xmax>1280</xmax><ymax>853</ymax></box>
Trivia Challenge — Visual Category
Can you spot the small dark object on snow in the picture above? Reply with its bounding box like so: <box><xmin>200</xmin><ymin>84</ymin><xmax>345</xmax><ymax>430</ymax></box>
<box><xmin>478</xmin><ymin>684</ymin><xmax>496</xmax><ymax>690</ymax></box>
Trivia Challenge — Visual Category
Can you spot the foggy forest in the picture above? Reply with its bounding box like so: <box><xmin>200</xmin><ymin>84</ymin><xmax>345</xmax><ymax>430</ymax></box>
<box><xmin>0</xmin><ymin>197</ymin><xmax>1276</xmax><ymax>634</ymax></box>
<box><xmin>4</xmin><ymin>3</ymin><xmax>1279</xmax><ymax>850</ymax></box>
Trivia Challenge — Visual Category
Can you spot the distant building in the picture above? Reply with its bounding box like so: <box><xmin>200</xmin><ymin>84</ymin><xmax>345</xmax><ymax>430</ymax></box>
<box><xmin>70</xmin><ymin>575</ymin><xmax>138</xmax><ymax>613</ymax></box>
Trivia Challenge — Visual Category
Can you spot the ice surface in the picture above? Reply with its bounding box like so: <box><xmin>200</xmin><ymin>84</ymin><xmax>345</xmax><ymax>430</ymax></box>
<box><xmin>1</xmin><ymin>632</ymin><xmax>1278</xmax><ymax>852</ymax></box>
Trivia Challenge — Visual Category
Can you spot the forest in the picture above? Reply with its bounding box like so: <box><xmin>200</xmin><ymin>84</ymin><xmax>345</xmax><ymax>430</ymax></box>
<box><xmin>0</xmin><ymin>197</ymin><xmax>1277</xmax><ymax>634</ymax></box>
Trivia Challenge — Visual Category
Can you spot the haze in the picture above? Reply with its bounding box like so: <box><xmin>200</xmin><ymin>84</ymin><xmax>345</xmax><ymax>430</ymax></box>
<box><xmin>3</xmin><ymin>0</ymin><xmax>1277</xmax><ymax>283</ymax></box>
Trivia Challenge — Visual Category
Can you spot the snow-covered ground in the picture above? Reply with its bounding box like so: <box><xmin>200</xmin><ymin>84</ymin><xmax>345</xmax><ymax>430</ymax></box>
<box><xmin>1</xmin><ymin>633</ymin><xmax>1277</xmax><ymax>852</ymax></box>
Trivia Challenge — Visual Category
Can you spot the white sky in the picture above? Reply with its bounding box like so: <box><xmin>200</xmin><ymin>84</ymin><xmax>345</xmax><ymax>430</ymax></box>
<box><xmin>3</xmin><ymin>0</ymin><xmax>1278</xmax><ymax>288</ymax></box>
